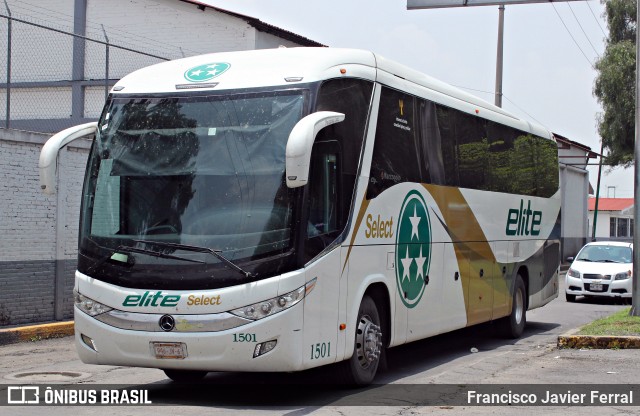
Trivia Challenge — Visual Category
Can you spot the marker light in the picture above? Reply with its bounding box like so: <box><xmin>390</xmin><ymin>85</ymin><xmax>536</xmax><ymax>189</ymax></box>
<box><xmin>81</xmin><ymin>334</ymin><xmax>97</xmax><ymax>351</ymax></box>
<box><xmin>340</xmin><ymin>68</ymin><xmax>347</xmax><ymax>74</ymax></box>
<box><xmin>230</xmin><ymin>278</ymin><xmax>317</xmax><ymax>321</ymax></box>
<box><xmin>253</xmin><ymin>340</ymin><xmax>277</xmax><ymax>358</ymax></box>
<box><xmin>74</xmin><ymin>290</ymin><xmax>113</xmax><ymax>317</ymax></box>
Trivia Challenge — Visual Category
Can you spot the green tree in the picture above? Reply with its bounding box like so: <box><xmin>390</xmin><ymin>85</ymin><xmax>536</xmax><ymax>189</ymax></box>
<box><xmin>594</xmin><ymin>0</ymin><xmax>637</xmax><ymax>167</ymax></box>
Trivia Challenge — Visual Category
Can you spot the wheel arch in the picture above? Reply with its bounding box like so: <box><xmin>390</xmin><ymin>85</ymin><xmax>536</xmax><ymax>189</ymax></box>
<box><xmin>344</xmin><ymin>276</ymin><xmax>392</xmax><ymax>360</ymax></box>
<box><xmin>516</xmin><ymin>265</ymin><xmax>530</xmax><ymax>310</ymax></box>
<box><xmin>364</xmin><ymin>282</ymin><xmax>392</xmax><ymax>349</ymax></box>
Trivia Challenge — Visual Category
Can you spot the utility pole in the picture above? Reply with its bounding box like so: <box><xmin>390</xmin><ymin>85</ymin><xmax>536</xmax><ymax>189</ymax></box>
<box><xmin>408</xmin><ymin>0</ymin><xmax>585</xmax><ymax>109</ymax></box>
<box><xmin>631</xmin><ymin>0</ymin><xmax>640</xmax><ymax>316</ymax></box>
<box><xmin>495</xmin><ymin>5</ymin><xmax>505</xmax><ymax>107</ymax></box>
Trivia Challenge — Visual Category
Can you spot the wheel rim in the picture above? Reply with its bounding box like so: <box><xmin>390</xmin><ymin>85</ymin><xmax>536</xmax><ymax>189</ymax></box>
<box><xmin>355</xmin><ymin>314</ymin><xmax>382</xmax><ymax>369</ymax></box>
<box><xmin>514</xmin><ymin>287</ymin><xmax>524</xmax><ymax>324</ymax></box>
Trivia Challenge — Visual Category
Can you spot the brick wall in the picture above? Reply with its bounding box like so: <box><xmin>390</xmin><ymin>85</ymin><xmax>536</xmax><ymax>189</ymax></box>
<box><xmin>0</xmin><ymin>129</ymin><xmax>89</xmax><ymax>326</ymax></box>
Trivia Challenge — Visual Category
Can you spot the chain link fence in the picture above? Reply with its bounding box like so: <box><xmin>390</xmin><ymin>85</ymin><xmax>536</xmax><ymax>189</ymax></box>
<box><xmin>0</xmin><ymin>4</ymin><xmax>188</xmax><ymax>134</ymax></box>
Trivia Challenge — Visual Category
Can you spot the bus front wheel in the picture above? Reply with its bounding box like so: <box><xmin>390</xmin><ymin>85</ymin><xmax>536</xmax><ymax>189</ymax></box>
<box><xmin>339</xmin><ymin>295</ymin><xmax>383</xmax><ymax>385</ymax></box>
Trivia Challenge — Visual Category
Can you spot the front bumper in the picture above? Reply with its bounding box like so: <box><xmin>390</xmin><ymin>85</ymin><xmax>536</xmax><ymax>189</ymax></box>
<box><xmin>74</xmin><ymin>301</ymin><xmax>305</xmax><ymax>372</ymax></box>
<box><xmin>565</xmin><ymin>274</ymin><xmax>632</xmax><ymax>298</ymax></box>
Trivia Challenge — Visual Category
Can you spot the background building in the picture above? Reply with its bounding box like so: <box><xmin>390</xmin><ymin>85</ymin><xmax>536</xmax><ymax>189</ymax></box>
<box><xmin>555</xmin><ymin>133</ymin><xmax>598</xmax><ymax>260</ymax></box>
<box><xmin>588</xmin><ymin>198</ymin><xmax>634</xmax><ymax>241</ymax></box>
<box><xmin>0</xmin><ymin>0</ymin><xmax>321</xmax><ymax>327</ymax></box>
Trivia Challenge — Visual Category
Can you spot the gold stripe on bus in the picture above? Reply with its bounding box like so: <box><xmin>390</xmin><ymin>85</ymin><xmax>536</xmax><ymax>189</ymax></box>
<box><xmin>341</xmin><ymin>195</ymin><xmax>370</xmax><ymax>274</ymax></box>
<box><xmin>422</xmin><ymin>184</ymin><xmax>510</xmax><ymax>326</ymax></box>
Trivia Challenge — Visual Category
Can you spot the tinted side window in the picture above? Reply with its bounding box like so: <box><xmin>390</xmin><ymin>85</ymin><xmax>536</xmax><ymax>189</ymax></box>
<box><xmin>419</xmin><ymin>100</ymin><xmax>444</xmax><ymax>185</ymax></box>
<box><xmin>315</xmin><ymin>78</ymin><xmax>373</xmax><ymax>224</ymax></box>
<box><xmin>435</xmin><ymin>105</ymin><xmax>459</xmax><ymax>187</ymax></box>
<box><xmin>455</xmin><ymin>112</ymin><xmax>488</xmax><ymax>190</ymax></box>
<box><xmin>486</xmin><ymin>121</ymin><xmax>518</xmax><ymax>194</ymax></box>
<box><xmin>368</xmin><ymin>87</ymin><xmax>421</xmax><ymax>199</ymax></box>
<box><xmin>535</xmin><ymin>136</ymin><xmax>560</xmax><ymax>197</ymax></box>
<box><xmin>315</xmin><ymin>78</ymin><xmax>373</xmax><ymax>176</ymax></box>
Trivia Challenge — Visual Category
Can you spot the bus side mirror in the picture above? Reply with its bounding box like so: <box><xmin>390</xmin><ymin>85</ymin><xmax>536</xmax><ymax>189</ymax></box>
<box><xmin>39</xmin><ymin>122</ymin><xmax>98</xmax><ymax>195</ymax></box>
<box><xmin>285</xmin><ymin>111</ymin><xmax>344</xmax><ymax>188</ymax></box>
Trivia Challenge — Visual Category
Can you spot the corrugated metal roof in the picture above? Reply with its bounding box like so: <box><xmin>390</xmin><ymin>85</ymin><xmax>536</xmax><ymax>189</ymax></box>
<box><xmin>588</xmin><ymin>197</ymin><xmax>634</xmax><ymax>212</ymax></box>
<box><xmin>178</xmin><ymin>0</ymin><xmax>325</xmax><ymax>47</ymax></box>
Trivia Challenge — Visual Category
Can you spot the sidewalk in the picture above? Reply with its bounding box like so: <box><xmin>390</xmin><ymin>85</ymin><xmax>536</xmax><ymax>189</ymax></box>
<box><xmin>0</xmin><ymin>321</ymin><xmax>74</xmax><ymax>345</ymax></box>
<box><xmin>557</xmin><ymin>327</ymin><xmax>640</xmax><ymax>349</ymax></box>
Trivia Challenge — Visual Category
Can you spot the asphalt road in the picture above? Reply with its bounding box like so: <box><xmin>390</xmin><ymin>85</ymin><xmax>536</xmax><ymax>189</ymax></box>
<box><xmin>1</xmin><ymin>275</ymin><xmax>639</xmax><ymax>415</ymax></box>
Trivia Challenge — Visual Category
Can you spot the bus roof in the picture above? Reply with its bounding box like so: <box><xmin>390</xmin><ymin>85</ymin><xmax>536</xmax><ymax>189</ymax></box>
<box><xmin>112</xmin><ymin>47</ymin><xmax>550</xmax><ymax>139</ymax></box>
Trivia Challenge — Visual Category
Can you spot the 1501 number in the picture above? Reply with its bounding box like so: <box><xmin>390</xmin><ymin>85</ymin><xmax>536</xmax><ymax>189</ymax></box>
<box><xmin>233</xmin><ymin>333</ymin><xmax>257</xmax><ymax>342</ymax></box>
<box><xmin>310</xmin><ymin>342</ymin><xmax>331</xmax><ymax>360</ymax></box>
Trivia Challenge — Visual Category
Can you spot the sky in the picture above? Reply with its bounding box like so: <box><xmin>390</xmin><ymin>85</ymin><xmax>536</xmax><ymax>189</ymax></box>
<box><xmin>209</xmin><ymin>0</ymin><xmax>633</xmax><ymax>198</ymax></box>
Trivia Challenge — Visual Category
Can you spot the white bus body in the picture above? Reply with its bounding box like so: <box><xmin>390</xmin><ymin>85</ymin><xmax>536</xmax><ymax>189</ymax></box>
<box><xmin>40</xmin><ymin>48</ymin><xmax>560</xmax><ymax>384</ymax></box>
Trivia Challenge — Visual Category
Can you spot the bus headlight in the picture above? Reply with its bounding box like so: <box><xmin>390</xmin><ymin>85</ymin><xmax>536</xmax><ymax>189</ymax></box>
<box><xmin>230</xmin><ymin>278</ymin><xmax>316</xmax><ymax>321</ymax></box>
<box><xmin>74</xmin><ymin>290</ymin><xmax>113</xmax><ymax>316</ymax></box>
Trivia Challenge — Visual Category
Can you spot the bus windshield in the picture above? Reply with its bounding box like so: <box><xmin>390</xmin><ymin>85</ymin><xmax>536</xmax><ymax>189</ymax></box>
<box><xmin>79</xmin><ymin>90</ymin><xmax>306</xmax><ymax>289</ymax></box>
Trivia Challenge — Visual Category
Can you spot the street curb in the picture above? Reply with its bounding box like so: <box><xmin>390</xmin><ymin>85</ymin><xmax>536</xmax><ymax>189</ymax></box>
<box><xmin>557</xmin><ymin>327</ymin><xmax>640</xmax><ymax>349</ymax></box>
<box><xmin>0</xmin><ymin>321</ymin><xmax>74</xmax><ymax>346</ymax></box>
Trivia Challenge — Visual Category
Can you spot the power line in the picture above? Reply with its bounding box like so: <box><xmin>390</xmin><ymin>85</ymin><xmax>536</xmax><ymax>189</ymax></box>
<box><xmin>567</xmin><ymin>2</ymin><xmax>600</xmax><ymax>57</ymax></box>
<box><xmin>586</xmin><ymin>0</ymin><xmax>607</xmax><ymax>38</ymax></box>
<box><xmin>452</xmin><ymin>85</ymin><xmax>546</xmax><ymax>127</ymax></box>
<box><xmin>6</xmin><ymin>0</ymin><xmax>203</xmax><ymax>57</ymax></box>
<box><xmin>551</xmin><ymin>3</ymin><xmax>596</xmax><ymax>69</ymax></box>
<box><xmin>452</xmin><ymin>85</ymin><xmax>494</xmax><ymax>96</ymax></box>
<box><xmin>502</xmin><ymin>94</ymin><xmax>545</xmax><ymax>127</ymax></box>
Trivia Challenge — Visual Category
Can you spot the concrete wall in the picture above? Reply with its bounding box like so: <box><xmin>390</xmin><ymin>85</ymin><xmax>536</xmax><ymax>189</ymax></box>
<box><xmin>0</xmin><ymin>129</ymin><xmax>90</xmax><ymax>326</ymax></box>
<box><xmin>559</xmin><ymin>164</ymin><xmax>589</xmax><ymax>260</ymax></box>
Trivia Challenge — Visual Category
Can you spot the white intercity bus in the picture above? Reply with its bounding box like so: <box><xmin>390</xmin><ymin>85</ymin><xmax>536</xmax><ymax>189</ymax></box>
<box><xmin>40</xmin><ymin>48</ymin><xmax>560</xmax><ymax>384</ymax></box>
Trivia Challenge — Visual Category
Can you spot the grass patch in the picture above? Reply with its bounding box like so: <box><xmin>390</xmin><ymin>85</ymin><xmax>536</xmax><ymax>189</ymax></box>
<box><xmin>578</xmin><ymin>308</ymin><xmax>640</xmax><ymax>336</ymax></box>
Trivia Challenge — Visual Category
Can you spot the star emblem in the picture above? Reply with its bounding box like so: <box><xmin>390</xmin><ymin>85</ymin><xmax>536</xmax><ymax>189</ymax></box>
<box><xmin>184</xmin><ymin>62</ymin><xmax>230</xmax><ymax>82</ymax></box>
<box><xmin>409</xmin><ymin>205</ymin><xmax>421</xmax><ymax>240</ymax></box>
<box><xmin>395</xmin><ymin>190</ymin><xmax>431</xmax><ymax>308</ymax></box>
<box><xmin>401</xmin><ymin>246</ymin><xmax>414</xmax><ymax>283</ymax></box>
<box><xmin>414</xmin><ymin>246</ymin><xmax>426</xmax><ymax>281</ymax></box>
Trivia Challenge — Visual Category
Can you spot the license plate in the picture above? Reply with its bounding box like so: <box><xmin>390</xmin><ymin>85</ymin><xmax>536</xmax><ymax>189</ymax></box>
<box><xmin>151</xmin><ymin>342</ymin><xmax>187</xmax><ymax>359</ymax></box>
<box><xmin>589</xmin><ymin>283</ymin><xmax>603</xmax><ymax>292</ymax></box>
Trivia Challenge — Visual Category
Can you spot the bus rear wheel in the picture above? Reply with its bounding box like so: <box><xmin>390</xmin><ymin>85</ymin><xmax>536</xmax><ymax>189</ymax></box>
<box><xmin>338</xmin><ymin>295</ymin><xmax>383</xmax><ymax>385</ymax></box>
<box><xmin>163</xmin><ymin>369</ymin><xmax>208</xmax><ymax>383</ymax></box>
<box><xmin>500</xmin><ymin>274</ymin><xmax>527</xmax><ymax>339</ymax></box>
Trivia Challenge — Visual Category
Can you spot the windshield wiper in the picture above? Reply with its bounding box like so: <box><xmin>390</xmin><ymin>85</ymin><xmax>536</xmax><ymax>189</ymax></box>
<box><xmin>87</xmin><ymin>244</ymin><xmax>205</xmax><ymax>275</ymax></box>
<box><xmin>134</xmin><ymin>240</ymin><xmax>256</xmax><ymax>278</ymax></box>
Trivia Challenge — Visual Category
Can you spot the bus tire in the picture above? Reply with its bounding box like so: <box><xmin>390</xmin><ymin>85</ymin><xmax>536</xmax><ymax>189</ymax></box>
<box><xmin>339</xmin><ymin>295</ymin><xmax>383</xmax><ymax>385</ymax></box>
<box><xmin>500</xmin><ymin>274</ymin><xmax>527</xmax><ymax>339</ymax></box>
<box><xmin>163</xmin><ymin>369</ymin><xmax>208</xmax><ymax>383</ymax></box>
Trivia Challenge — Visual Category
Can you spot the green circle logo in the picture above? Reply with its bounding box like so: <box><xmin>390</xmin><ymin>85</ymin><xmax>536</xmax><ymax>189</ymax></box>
<box><xmin>395</xmin><ymin>190</ymin><xmax>432</xmax><ymax>308</ymax></box>
<box><xmin>184</xmin><ymin>62</ymin><xmax>230</xmax><ymax>82</ymax></box>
